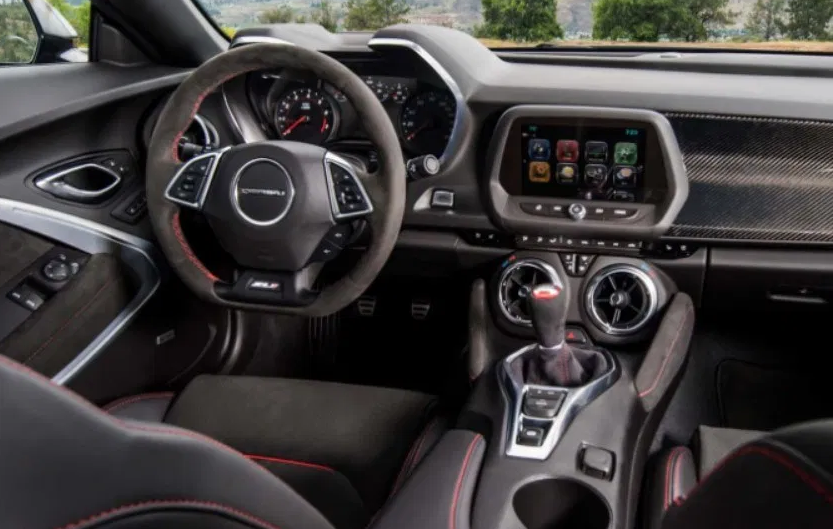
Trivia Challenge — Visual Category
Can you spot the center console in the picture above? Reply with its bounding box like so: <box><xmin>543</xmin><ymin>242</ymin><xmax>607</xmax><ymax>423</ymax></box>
<box><xmin>371</xmin><ymin>105</ymin><xmax>694</xmax><ymax>529</ymax></box>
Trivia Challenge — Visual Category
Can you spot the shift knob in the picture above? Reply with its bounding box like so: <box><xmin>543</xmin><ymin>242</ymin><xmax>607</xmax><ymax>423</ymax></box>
<box><xmin>529</xmin><ymin>283</ymin><xmax>569</xmax><ymax>349</ymax></box>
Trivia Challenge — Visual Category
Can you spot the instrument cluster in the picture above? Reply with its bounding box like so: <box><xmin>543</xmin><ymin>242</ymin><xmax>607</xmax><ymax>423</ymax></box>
<box><xmin>248</xmin><ymin>71</ymin><xmax>456</xmax><ymax>158</ymax></box>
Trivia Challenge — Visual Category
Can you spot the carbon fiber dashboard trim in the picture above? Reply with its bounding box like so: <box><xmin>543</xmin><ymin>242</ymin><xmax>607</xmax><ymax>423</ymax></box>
<box><xmin>666</xmin><ymin>113</ymin><xmax>833</xmax><ymax>242</ymax></box>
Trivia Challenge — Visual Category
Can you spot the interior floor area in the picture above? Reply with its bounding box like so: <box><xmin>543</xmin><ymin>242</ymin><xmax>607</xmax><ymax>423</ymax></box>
<box><xmin>651</xmin><ymin>309</ymin><xmax>833</xmax><ymax>453</ymax></box>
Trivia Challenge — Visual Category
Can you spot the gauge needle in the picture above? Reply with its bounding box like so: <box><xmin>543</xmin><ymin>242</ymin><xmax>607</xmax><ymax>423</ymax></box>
<box><xmin>282</xmin><ymin>115</ymin><xmax>308</xmax><ymax>136</ymax></box>
<box><xmin>407</xmin><ymin>121</ymin><xmax>431</xmax><ymax>141</ymax></box>
<box><xmin>320</xmin><ymin>118</ymin><xmax>328</xmax><ymax>134</ymax></box>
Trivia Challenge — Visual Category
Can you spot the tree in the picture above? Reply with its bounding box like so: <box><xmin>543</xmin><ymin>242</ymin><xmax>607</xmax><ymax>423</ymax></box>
<box><xmin>312</xmin><ymin>0</ymin><xmax>339</xmax><ymax>32</ymax></box>
<box><xmin>593</xmin><ymin>0</ymin><xmax>684</xmax><ymax>41</ymax></box>
<box><xmin>592</xmin><ymin>0</ymin><xmax>734</xmax><ymax>42</ymax></box>
<box><xmin>0</xmin><ymin>0</ymin><xmax>38</xmax><ymax>63</ymax></box>
<box><xmin>258</xmin><ymin>6</ymin><xmax>294</xmax><ymax>24</ymax></box>
<box><xmin>475</xmin><ymin>0</ymin><xmax>563</xmax><ymax>42</ymax></box>
<box><xmin>782</xmin><ymin>0</ymin><xmax>833</xmax><ymax>39</ymax></box>
<box><xmin>48</xmin><ymin>0</ymin><xmax>91</xmax><ymax>46</ymax></box>
<box><xmin>745</xmin><ymin>0</ymin><xmax>785</xmax><ymax>40</ymax></box>
<box><xmin>344</xmin><ymin>0</ymin><xmax>409</xmax><ymax>30</ymax></box>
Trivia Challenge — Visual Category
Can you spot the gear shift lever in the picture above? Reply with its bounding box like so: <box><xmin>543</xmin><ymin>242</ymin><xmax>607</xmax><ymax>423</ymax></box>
<box><xmin>528</xmin><ymin>284</ymin><xmax>568</xmax><ymax>349</ymax></box>
<box><xmin>519</xmin><ymin>283</ymin><xmax>609</xmax><ymax>387</ymax></box>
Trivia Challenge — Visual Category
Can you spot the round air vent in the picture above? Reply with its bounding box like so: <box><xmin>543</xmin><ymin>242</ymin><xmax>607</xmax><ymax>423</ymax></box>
<box><xmin>178</xmin><ymin>114</ymin><xmax>220</xmax><ymax>161</ymax></box>
<box><xmin>585</xmin><ymin>265</ymin><xmax>658</xmax><ymax>335</ymax></box>
<box><xmin>498</xmin><ymin>259</ymin><xmax>561</xmax><ymax>326</ymax></box>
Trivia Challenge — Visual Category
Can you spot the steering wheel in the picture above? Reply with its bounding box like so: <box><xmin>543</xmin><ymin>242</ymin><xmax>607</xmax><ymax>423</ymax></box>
<box><xmin>146</xmin><ymin>43</ymin><xmax>406</xmax><ymax>316</ymax></box>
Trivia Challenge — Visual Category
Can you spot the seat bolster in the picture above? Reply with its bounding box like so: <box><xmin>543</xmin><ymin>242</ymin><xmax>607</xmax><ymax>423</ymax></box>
<box><xmin>644</xmin><ymin>446</ymin><xmax>697</xmax><ymax>529</ymax></box>
<box><xmin>104</xmin><ymin>392</ymin><xmax>175</xmax><ymax>422</ymax></box>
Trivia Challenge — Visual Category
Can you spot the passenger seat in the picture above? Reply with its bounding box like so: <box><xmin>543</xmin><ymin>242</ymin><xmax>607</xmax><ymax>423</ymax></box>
<box><xmin>643</xmin><ymin>425</ymin><xmax>765</xmax><ymax>529</ymax></box>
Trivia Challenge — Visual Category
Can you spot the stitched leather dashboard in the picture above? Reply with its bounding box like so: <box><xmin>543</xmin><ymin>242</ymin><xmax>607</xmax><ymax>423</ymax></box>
<box><xmin>665</xmin><ymin>113</ymin><xmax>833</xmax><ymax>242</ymax></box>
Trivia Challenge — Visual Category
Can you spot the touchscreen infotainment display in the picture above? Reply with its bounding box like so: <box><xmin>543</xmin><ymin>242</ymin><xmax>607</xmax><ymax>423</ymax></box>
<box><xmin>521</xmin><ymin>124</ymin><xmax>647</xmax><ymax>202</ymax></box>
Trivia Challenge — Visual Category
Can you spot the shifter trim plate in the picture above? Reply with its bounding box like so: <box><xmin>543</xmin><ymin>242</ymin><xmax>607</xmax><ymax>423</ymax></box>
<box><xmin>499</xmin><ymin>344</ymin><xmax>621</xmax><ymax>460</ymax></box>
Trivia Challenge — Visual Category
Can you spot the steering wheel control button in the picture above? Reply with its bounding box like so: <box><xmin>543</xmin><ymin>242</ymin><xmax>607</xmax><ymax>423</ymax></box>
<box><xmin>165</xmin><ymin>150</ymin><xmax>223</xmax><ymax>209</ymax></box>
<box><xmin>568</xmin><ymin>203</ymin><xmax>587</xmax><ymax>221</ymax></box>
<box><xmin>517</xmin><ymin>426</ymin><xmax>545</xmax><ymax>447</ymax></box>
<box><xmin>312</xmin><ymin>239</ymin><xmax>341</xmax><ymax>262</ymax></box>
<box><xmin>42</xmin><ymin>260</ymin><xmax>71</xmax><ymax>282</ymax></box>
<box><xmin>325</xmin><ymin>224</ymin><xmax>353</xmax><ymax>247</ymax></box>
<box><xmin>247</xmin><ymin>278</ymin><xmax>282</xmax><ymax>292</ymax></box>
<box><xmin>325</xmin><ymin>154</ymin><xmax>373</xmax><ymax>219</ymax></box>
<box><xmin>430</xmin><ymin>189</ymin><xmax>455</xmax><ymax>209</ymax></box>
<box><xmin>580</xmin><ymin>446</ymin><xmax>615</xmax><ymax>480</ymax></box>
<box><xmin>232</xmin><ymin>159</ymin><xmax>295</xmax><ymax>226</ymax></box>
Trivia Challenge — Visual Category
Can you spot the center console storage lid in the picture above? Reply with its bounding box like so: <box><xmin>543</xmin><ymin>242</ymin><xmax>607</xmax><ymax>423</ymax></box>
<box><xmin>370</xmin><ymin>430</ymin><xmax>486</xmax><ymax>529</ymax></box>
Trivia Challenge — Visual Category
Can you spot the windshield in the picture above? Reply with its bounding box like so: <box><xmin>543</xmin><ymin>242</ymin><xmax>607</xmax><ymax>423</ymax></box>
<box><xmin>195</xmin><ymin>0</ymin><xmax>833</xmax><ymax>53</ymax></box>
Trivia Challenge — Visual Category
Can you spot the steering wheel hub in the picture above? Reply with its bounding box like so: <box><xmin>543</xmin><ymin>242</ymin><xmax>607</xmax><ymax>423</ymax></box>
<box><xmin>231</xmin><ymin>158</ymin><xmax>295</xmax><ymax>226</ymax></box>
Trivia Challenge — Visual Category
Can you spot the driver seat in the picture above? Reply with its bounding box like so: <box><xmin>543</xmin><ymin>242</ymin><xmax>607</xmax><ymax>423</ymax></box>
<box><xmin>0</xmin><ymin>355</ymin><xmax>446</xmax><ymax>529</ymax></box>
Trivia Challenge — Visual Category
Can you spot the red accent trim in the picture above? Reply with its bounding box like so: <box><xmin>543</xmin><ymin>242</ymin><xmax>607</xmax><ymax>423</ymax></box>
<box><xmin>637</xmin><ymin>306</ymin><xmax>692</xmax><ymax>398</ymax></box>
<box><xmin>531</xmin><ymin>285</ymin><xmax>560</xmax><ymax>300</ymax></box>
<box><xmin>663</xmin><ymin>448</ymin><xmax>680</xmax><ymax>509</ymax></box>
<box><xmin>686</xmin><ymin>445</ymin><xmax>833</xmax><ymax>506</ymax></box>
<box><xmin>172</xmin><ymin>211</ymin><xmax>219</xmax><ymax>282</ymax></box>
<box><xmin>449</xmin><ymin>435</ymin><xmax>482</xmax><ymax>529</ymax></box>
<box><xmin>245</xmin><ymin>454</ymin><xmax>334</xmax><ymax>473</ymax></box>
<box><xmin>171</xmin><ymin>73</ymin><xmax>238</xmax><ymax>163</ymax></box>
<box><xmin>389</xmin><ymin>418</ymin><xmax>439</xmax><ymax>497</ymax></box>
<box><xmin>24</xmin><ymin>279</ymin><xmax>114</xmax><ymax>365</ymax></box>
<box><xmin>54</xmin><ymin>499</ymin><xmax>282</xmax><ymax>529</ymax></box>
<box><xmin>104</xmin><ymin>392</ymin><xmax>175</xmax><ymax>413</ymax></box>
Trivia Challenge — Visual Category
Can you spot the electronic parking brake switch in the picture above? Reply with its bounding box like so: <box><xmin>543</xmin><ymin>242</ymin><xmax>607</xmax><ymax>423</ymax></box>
<box><xmin>523</xmin><ymin>388</ymin><xmax>566</xmax><ymax>419</ymax></box>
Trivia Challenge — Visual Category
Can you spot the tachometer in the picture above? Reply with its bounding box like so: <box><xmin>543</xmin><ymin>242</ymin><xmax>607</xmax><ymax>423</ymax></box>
<box><xmin>400</xmin><ymin>91</ymin><xmax>456</xmax><ymax>157</ymax></box>
<box><xmin>274</xmin><ymin>87</ymin><xmax>336</xmax><ymax>144</ymax></box>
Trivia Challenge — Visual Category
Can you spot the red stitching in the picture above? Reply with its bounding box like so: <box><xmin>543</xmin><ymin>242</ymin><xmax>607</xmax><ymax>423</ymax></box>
<box><xmin>171</xmin><ymin>72</ymin><xmax>239</xmax><ymax>163</ymax></box>
<box><xmin>663</xmin><ymin>448</ymin><xmax>683</xmax><ymax>510</ymax></box>
<box><xmin>24</xmin><ymin>279</ymin><xmax>114</xmax><ymax>365</ymax></box>
<box><xmin>104</xmin><ymin>392</ymin><xmax>175</xmax><ymax>413</ymax></box>
<box><xmin>389</xmin><ymin>418</ymin><xmax>439</xmax><ymax>496</ymax></box>
<box><xmin>54</xmin><ymin>499</ymin><xmax>282</xmax><ymax>529</ymax></box>
<box><xmin>245</xmin><ymin>454</ymin><xmax>334</xmax><ymax>473</ymax></box>
<box><xmin>686</xmin><ymin>445</ymin><xmax>833</xmax><ymax>507</ymax></box>
<box><xmin>449</xmin><ymin>435</ymin><xmax>482</xmax><ymax>529</ymax></box>
<box><xmin>172</xmin><ymin>211</ymin><xmax>219</xmax><ymax>282</ymax></box>
<box><xmin>673</xmin><ymin>449</ymin><xmax>684</xmax><ymax>504</ymax></box>
<box><xmin>638</xmin><ymin>306</ymin><xmax>692</xmax><ymax>398</ymax></box>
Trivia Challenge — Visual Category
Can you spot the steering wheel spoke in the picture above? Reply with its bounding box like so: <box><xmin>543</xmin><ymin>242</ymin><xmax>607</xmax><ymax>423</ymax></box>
<box><xmin>324</xmin><ymin>152</ymin><xmax>374</xmax><ymax>220</ymax></box>
<box><xmin>214</xmin><ymin>265</ymin><xmax>324</xmax><ymax>307</ymax></box>
<box><xmin>164</xmin><ymin>149</ymin><xmax>227</xmax><ymax>210</ymax></box>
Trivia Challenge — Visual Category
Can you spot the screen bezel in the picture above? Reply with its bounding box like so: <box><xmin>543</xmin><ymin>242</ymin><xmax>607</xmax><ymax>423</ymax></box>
<box><xmin>498</xmin><ymin>117</ymin><xmax>668</xmax><ymax>204</ymax></box>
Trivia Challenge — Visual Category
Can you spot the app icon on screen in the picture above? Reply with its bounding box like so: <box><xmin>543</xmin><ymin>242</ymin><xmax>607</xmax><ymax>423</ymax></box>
<box><xmin>585</xmin><ymin>141</ymin><xmax>608</xmax><ymax>163</ymax></box>
<box><xmin>556</xmin><ymin>163</ymin><xmax>578</xmax><ymax>184</ymax></box>
<box><xmin>556</xmin><ymin>140</ymin><xmax>579</xmax><ymax>163</ymax></box>
<box><xmin>528</xmin><ymin>139</ymin><xmax>551</xmax><ymax>160</ymax></box>
<box><xmin>528</xmin><ymin>161</ymin><xmax>551</xmax><ymax>183</ymax></box>
<box><xmin>584</xmin><ymin>164</ymin><xmax>608</xmax><ymax>188</ymax></box>
<box><xmin>612</xmin><ymin>165</ymin><xmax>637</xmax><ymax>188</ymax></box>
<box><xmin>614</xmin><ymin>142</ymin><xmax>638</xmax><ymax>165</ymax></box>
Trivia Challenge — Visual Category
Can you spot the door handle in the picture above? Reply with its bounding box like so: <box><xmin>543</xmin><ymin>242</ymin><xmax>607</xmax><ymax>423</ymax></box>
<box><xmin>34</xmin><ymin>163</ymin><xmax>122</xmax><ymax>204</ymax></box>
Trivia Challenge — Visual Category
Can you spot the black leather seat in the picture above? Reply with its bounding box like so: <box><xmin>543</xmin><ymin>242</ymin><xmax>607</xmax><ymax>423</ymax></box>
<box><xmin>644</xmin><ymin>424</ymin><xmax>833</xmax><ymax>528</ymax></box>
<box><xmin>0</xmin><ymin>355</ymin><xmax>445</xmax><ymax>529</ymax></box>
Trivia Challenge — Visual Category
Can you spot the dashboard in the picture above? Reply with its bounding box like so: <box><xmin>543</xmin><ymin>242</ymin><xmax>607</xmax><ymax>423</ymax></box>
<box><xmin>246</xmin><ymin>65</ymin><xmax>457</xmax><ymax>159</ymax></box>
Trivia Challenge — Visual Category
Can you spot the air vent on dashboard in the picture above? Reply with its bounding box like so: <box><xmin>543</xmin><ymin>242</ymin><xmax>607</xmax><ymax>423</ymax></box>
<box><xmin>585</xmin><ymin>265</ymin><xmax>658</xmax><ymax>335</ymax></box>
<box><xmin>178</xmin><ymin>114</ymin><xmax>220</xmax><ymax>161</ymax></box>
<box><xmin>498</xmin><ymin>259</ymin><xmax>560</xmax><ymax>326</ymax></box>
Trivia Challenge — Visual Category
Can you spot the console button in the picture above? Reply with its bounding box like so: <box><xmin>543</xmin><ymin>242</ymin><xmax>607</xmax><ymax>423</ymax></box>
<box><xmin>609</xmin><ymin>207</ymin><xmax>637</xmax><ymax>219</ymax></box>
<box><xmin>587</xmin><ymin>206</ymin><xmax>606</xmax><ymax>219</ymax></box>
<box><xmin>560</xmin><ymin>253</ymin><xmax>576</xmax><ymax>275</ymax></box>
<box><xmin>576</xmin><ymin>254</ymin><xmax>596</xmax><ymax>276</ymax></box>
<box><xmin>580</xmin><ymin>446</ymin><xmax>615</xmax><ymax>480</ymax></box>
<box><xmin>547</xmin><ymin>204</ymin><xmax>565</xmax><ymax>217</ymax></box>
<box><xmin>567</xmin><ymin>203</ymin><xmax>587</xmax><ymax>221</ymax></box>
<box><xmin>517</xmin><ymin>426</ymin><xmax>545</xmax><ymax>447</ymax></box>
<box><xmin>565</xmin><ymin>327</ymin><xmax>589</xmax><ymax>344</ymax></box>
<box><xmin>524</xmin><ymin>393</ymin><xmax>565</xmax><ymax>419</ymax></box>
<box><xmin>528</xmin><ymin>387</ymin><xmax>565</xmax><ymax>399</ymax></box>
<box><xmin>430</xmin><ymin>189</ymin><xmax>454</xmax><ymax>209</ymax></box>
<box><xmin>520</xmin><ymin>202</ymin><xmax>547</xmax><ymax>216</ymax></box>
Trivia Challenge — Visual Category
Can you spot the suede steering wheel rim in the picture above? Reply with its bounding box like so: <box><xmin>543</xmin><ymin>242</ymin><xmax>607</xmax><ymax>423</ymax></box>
<box><xmin>146</xmin><ymin>43</ymin><xmax>406</xmax><ymax>316</ymax></box>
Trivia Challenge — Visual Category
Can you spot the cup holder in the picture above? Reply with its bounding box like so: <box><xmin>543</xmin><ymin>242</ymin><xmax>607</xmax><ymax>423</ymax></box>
<box><xmin>513</xmin><ymin>478</ymin><xmax>610</xmax><ymax>529</ymax></box>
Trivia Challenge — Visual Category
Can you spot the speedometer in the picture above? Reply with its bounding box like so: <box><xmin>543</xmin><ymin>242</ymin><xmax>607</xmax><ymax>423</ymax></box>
<box><xmin>274</xmin><ymin>87</ymin><xmax>336</xmax><ymax>144</ymax></box>
<box><xmin>400</xmin><ymin>91</ymin><xmax>456</xmax><ymax>157</ymax></box>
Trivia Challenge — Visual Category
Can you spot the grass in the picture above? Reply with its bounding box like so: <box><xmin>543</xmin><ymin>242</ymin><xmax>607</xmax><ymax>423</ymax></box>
<box><xmin>478</xmin><ymin>38</ymin><xmax>833</xmax><ymax>52</ymax></box>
